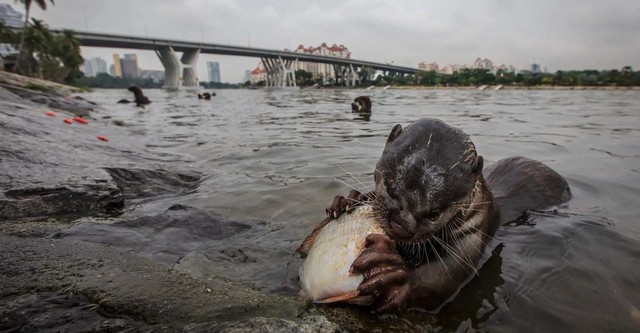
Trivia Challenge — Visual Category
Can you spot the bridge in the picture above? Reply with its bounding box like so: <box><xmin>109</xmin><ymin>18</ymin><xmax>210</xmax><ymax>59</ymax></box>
<box><xmin>69</xmin><ymin>30</ymin><xmax>421</xmax><ymax>89</ymax></box>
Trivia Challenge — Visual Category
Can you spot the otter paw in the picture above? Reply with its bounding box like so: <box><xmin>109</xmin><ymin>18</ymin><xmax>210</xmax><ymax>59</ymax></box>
<box><xmin>325</xmin><ymin>189</ymin><xmax>369</xmax><ymax>219</ymax></box>
<box><xmin>351</xmin><ymin>234</ymin><xmax>410</xmax><ymax>313</ymax></box>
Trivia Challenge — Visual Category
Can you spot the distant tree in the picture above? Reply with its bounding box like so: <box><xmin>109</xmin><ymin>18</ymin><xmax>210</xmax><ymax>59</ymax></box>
<box><xmin>358</xmin><ymin>66</ymin><xmax>375</xmax><ymax>84</ymax></box>
<box><xmin>13</xmin><ymin>0</ymin><xmax>55</xmax><ymax>73</ymax></box>
<box><xmin>294</xmin><ymin>69</ymin><xmax>313</xmax><ymax>86</ymax></box>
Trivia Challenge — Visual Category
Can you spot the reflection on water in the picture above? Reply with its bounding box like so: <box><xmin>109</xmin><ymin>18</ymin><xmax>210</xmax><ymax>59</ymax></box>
<box><xmin>82</xmin><ymin>88</ymin><xmax>640</xmax><ymax>332</ymax></box>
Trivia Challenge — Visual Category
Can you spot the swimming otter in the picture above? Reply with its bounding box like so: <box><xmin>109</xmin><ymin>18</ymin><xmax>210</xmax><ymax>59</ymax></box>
<box><xmin>351</xmin><ymin>96</ymin><xmax>372</xmax><ymax>113</ymax></box>
<box><xmin>117</xmin><ymin>86</ymin><xmax>151</xmax><ymax>107</ymax></box>
<box><xmin>321</xmin><ymin>118</ymin><xmax>571</xmax><ymax>313</ymax></box>
<box><xmin>198</xmin><ymin>92</ymin><xmax>212</xmax><ymax>100</ymax></box>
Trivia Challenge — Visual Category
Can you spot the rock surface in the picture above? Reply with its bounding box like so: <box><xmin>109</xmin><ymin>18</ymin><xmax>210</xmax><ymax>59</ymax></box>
<box><xmin>0</xmin><ymin>73</ymin><xmax>343</xmax><ymax>332</ymax></box>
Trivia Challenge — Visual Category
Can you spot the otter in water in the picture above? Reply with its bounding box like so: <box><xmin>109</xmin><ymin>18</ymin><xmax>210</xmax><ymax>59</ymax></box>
<box><xmin>322</xmin><ymin>118</ymin><xmax>571</xmax><ymax>313</ymax></box>
<box><xmin>117</xmin><ymin>86</ymin><xmax>151</xmax><ymax>107</ymax></box>
<box><xmin>198</xmin><ymin>92</ymin><xmax>212</xmax><ymax>100</ymax></box>
<box><xmin>351</xmin><ymin>96</ymin><xmax>372</xmax><ymax>113</ymax></box>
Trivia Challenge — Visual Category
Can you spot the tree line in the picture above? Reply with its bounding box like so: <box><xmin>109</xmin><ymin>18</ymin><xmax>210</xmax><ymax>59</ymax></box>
<box><xmin>367</xmin><ymin>67</ymin><xmax>640</xmax><ymax>88</ymax></box>
<box><xmin>291</xmin><ymin>67</ymin><xmax>640</xmax><ymax>88</ymax></box>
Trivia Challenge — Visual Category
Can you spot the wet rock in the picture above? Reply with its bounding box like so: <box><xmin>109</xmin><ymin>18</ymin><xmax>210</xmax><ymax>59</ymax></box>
<box><xmin>62</xmin><ymin>204</ymin><xmax>251</xmax><ymax>264</ymax></box>
<box><xmin>1</xmin><ymin>84</ymin><xmax>95</xmax><ymax>117</ymax></box>
<box><xmin>105</xmin><ymin>167</ymin><xmax>201</xmax><ymax>201</ymax></box>
<box><xmin>0</xmin><ymin>182</ymin><xmax>124</xmax><ymax>220</ymax></box>
<box><xmin>0</xmin><ymin>235</ymin><xmax>308</xmax><ymax>332</ymax></box>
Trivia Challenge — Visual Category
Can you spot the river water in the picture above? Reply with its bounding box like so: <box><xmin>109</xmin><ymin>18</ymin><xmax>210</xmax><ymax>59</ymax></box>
<box><xmin>80</xmin><ymin>87</ymin><xmax>640</xmax><ymax>332</ymax></box>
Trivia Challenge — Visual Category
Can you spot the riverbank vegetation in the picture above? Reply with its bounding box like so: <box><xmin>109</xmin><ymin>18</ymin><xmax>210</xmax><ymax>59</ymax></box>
<box><xmin>1</xmin><ymin>20</ymin><xmax>83</xmax><ymax>84</ymax></box>
<box><xmin>290</xmin><ymin>66</ymin><xmax>640</xmax><ymax>88</ymax></box>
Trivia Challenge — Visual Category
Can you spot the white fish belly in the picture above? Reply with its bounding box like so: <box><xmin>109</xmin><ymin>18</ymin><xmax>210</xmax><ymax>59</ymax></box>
<box><xmin>299</xmin><ymin>205</ymin><xmax>384</xmax><ymax>302</ymax></box>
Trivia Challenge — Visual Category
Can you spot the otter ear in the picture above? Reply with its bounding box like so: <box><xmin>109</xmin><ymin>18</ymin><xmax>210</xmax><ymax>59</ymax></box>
<box><xmin>472</xmin><ymin>155</ymin><xmax>484</xmax><ymax>173</ymax></box>
<box><xmin>386</xmin><ymin>124</ymin><xmax>402</xmax><ymax>144</ymax></box>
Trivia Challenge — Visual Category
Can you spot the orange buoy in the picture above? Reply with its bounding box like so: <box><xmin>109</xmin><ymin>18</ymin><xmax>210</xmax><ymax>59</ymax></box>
<box><xmin>73</xmin><ymin>116</ymin><xmax>89</xmax><ymax>124</ymax></box>
<box><xmin>63</xmin><ymin>118</ymin><xmax>73</xmax><ymax>124</ymax></box>
<box><xmin>97</xmin><ymin>135</ymin><xmax>109</xmax><ymax>142</ymax></box>
<box><xmin>45</xmin><ymin>111</ymin><xmax>57</xmax><ymax>116</ymax></box>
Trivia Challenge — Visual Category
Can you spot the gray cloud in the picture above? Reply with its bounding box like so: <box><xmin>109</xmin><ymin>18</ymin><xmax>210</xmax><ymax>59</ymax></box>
<box><xmin>23</xmin><ymin>0</ymin><xmax>640</xmax><ymax>82</ymax></box>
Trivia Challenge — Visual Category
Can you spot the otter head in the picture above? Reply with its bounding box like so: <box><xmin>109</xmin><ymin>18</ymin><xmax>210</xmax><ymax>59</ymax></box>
<box><xmin>373</xmin><ymin>118</ymin><xmax>484</xmax><ymax>244</ymax></box>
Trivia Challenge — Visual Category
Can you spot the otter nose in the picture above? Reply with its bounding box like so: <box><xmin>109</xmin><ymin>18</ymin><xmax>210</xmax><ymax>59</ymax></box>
<box><xmin>390</xmin><ymin>211</ymin><xmax>416</xmax><ymax>239</ymax></box>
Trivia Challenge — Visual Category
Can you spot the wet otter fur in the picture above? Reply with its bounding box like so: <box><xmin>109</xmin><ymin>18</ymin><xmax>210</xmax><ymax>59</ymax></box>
<box><xmin>198</xmin><ymin>92</ymin><xmax>212</xmax><ymax>100</ymax></box>
<box><xmin>117</xmin><ymin>86</ymin><xmax>151</xmax><ymax>107</ymax></box>
<box><xmin>351</xmin><ymin>96</ymin><xmax>372</xmax><ymax>113</ymax></box>
<box><xmin>318</xmin><ymin>117</ymin><xmax>571</xmax><ymax>313</ymax></box>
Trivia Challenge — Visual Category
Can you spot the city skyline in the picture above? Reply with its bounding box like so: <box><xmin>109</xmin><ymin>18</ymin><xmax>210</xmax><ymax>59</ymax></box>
<box><xmin>7</xmin><ymin>0</ymin><xmax>640</xmax><ymax>82</ymax></box>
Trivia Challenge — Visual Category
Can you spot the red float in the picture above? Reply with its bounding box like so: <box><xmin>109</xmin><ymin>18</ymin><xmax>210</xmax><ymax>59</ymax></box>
<box><xmin>63</xmin><ymin>118</ymin><xmax>73</xmax><ymax>124</ymax></box>
<box><xmin>73</xmin><ymin>116</ymin><xmax>89</xmax><ymax>124</ymax></box>
<box><xmin>45</xmin><ymin>111</ymin><xmax>57</xmax><ymax>116</ymax></box>
<box><xmin>97</xmin><ymin>135</ymin><xmax>109</xmax><ymax>142</ymax></box>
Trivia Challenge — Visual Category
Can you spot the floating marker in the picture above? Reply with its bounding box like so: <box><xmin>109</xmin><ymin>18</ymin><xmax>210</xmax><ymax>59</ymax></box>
<box><xmin>97</xmin><ymin>135</ymin><xmax>109</xmax><ymax>142</ymax></box>
<box><xmin>45</xmin><ymin>111</ymin><xmax>57</xmax><ymax>116</ymax></box>
<box><xmin>73</xmin><ymin>116</ymin><xmax>89</xmax><ymax>124</ymax></box>
<box><xmin>63</xmin><ymin>118</ymin><xmax>73</xmax><ymax>124</ymax></box>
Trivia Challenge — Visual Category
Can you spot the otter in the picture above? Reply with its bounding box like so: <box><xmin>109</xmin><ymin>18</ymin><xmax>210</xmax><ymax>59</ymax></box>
<box><xmin>198</xmin><ymin>92</ymin><xmax>212</xmax><ymax>100</ymax></box>
<box><xmin>117</xmin><ymin>86</ymin><xmax>151</xmax><ymax>107</ymax></box>
<box><xmin>351</xmin><ymin>96</ymin><xmax>372</xmax><ymax>113</ymax></box>
<box><xmin>322</xmin><ymin>118</ymin><xmax>571</xmax><ymax>313</ymax></box>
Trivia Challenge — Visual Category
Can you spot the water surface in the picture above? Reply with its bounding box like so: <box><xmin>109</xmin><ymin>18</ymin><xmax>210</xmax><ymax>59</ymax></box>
<box><xmin>82</xmin><ymin>87</ymin><xmax>640</xmax><ymax>332</ymax></box>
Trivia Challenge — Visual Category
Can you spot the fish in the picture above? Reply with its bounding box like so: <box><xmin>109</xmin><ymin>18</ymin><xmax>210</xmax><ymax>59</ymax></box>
<box><xmin>298</xmin><ymin>204</ymin><xmax>384</xmax><ymax>304</ymax></box>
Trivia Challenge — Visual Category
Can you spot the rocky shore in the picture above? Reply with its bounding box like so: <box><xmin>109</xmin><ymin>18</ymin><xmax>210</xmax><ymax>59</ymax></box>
<box><xmin>0</xmin><ymin>72</ymin><xmax>344</xmax><ymax>332</ymax></box>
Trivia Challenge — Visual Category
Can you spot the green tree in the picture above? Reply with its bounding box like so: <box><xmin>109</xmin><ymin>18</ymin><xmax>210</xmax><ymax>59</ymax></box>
<box><xmin>358</xmin><ymin>66</ymin><xmax>375</xmax><ymax>84</ymax></box>
<box><xmin>0</xmin><ymin>21</ymin><xmax>18</xmax><ymax>43</ymax></box>
<box><xmin>294</xmin><ymin>69</ymin><xmax>313</xmax><ymax>86</ymax></box>
<box><xmin>52</xmin><ymin>29</ymin><xmax>84</xmax><ymax>82</ymax></box>
<box><xmin>13</xmin><ymin>0</ymin><xmax>55</xmax><ymax>73</ymax></box>
<box><xmin>21</xmin><ymin>18</ymin><xmax>52</xmax><ymax>77</ymax></box>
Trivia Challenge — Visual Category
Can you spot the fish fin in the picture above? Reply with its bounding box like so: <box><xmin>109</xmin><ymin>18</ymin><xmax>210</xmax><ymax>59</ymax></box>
<box><xmin>297</xmin><ymin>217</ymin><xmax>332</xmax><ymax>258</ymax></box>
<box><xmin>316</xmin><ymin>291</ymin><xmax>360</xmax><ymax>303</ymax></box>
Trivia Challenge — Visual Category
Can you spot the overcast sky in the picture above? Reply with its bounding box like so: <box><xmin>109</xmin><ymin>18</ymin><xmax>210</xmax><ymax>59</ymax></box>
<box><xmin>19</xmin><ymin>0</ymin><xmax>640</xmax><ymax>82</ymax></box>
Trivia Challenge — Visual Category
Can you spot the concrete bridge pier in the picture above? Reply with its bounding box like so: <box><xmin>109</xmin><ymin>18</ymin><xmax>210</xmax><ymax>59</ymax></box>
<box><xmin>333</xmin><ymin>64</ymin><xmax>358</xmax><ymax>86</ymax></box>
<box><xmin>156</xmin><ymin>46</ymin><xmax>180</xmax><ymax>89</ymax></box>
<box><xmin>181</xmin><ymin>49</ymin><xmax>200</xmax><ymax>88</ymax></box>
<box><xmin>278</xmin><ymin>57</ymin><xmax>297</xmax><ymax>87</ymax></box>
<box><xmin>155</xmin><ymin>46</ymin><xmax>201</xmax><ymax>89</ymax></box>
<box><xmin>261</xmin><ymin>57</ymin><xmax>297</xmax><ymax>88</ymax></box>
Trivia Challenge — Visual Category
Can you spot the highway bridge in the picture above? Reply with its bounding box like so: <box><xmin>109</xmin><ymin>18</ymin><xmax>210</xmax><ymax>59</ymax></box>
<box><xmin>68</xmin><ymin>30</ymin><xmax>421</xmax><ymax>89</ymax></box>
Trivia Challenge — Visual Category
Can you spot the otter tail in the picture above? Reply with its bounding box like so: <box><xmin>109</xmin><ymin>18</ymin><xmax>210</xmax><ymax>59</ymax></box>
<box><xmin>483</xmin><ymin>156</ymin><xmax>571</xmax><ymax>224</ymax></box>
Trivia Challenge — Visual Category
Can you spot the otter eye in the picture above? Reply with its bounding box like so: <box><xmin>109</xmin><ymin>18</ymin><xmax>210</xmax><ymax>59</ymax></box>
<box><xmin>426</xmin><ymin>211</ymin><xmax>441</xmax><ymax>221</ymax></box>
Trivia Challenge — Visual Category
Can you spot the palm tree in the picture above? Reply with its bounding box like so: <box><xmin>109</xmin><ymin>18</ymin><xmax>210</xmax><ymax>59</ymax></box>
<box><xmin>53</xmin><ymin>29</ymin><xmax>84</xmax><ymax>82</ymax></box>
<box><xmin>22</xmin><ymin>18</ymin><xmax>52</xmax><ymax>77</ymax></box>
<box><xmin>13</xmin><ymin>0</ymin><xmax>55</xmax><ymax>73</ymax></box>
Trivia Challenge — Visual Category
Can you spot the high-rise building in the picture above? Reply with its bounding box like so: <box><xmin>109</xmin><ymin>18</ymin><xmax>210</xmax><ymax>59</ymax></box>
<box><xmin>121</xmin><ymin>54</ymin><xmax>140</xmax><ymax>78</ymax></box>
<box><xmin>207</xmin><ymin>61</ymin><xmax>221</xmax><ymax>82</ymax></box>
<box><xmin>292</xmin><ymin>43</ymin><xmax>351</xmax><ymax>83</ymax></box>
<box><xmin>531</xmin><ymin>63</ymin><xmax>541</xmax><ymax>73</ymax></box>
<box><xmin>82</xmin><ymin>57</ymin><xmax>107</xmax><ymax>77</ymax></box>
<box><xmin>0</xmin><ymin>4</ymin><xmax>23</xmax><ymax>28</ymax></box>
<box><xmin>111</xmin><ymin>53</ymin><xmax>140</xmax><ymax>78</ymax></box>
<box><xmin>112</xmin><ymin>54</ymin><xmax>123</xmax><ymax>77</ymax></box>
<box><xmin>243</xmin><ymin>70</ymin><xmax>251</xmax><ymax>83</ymax></box>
